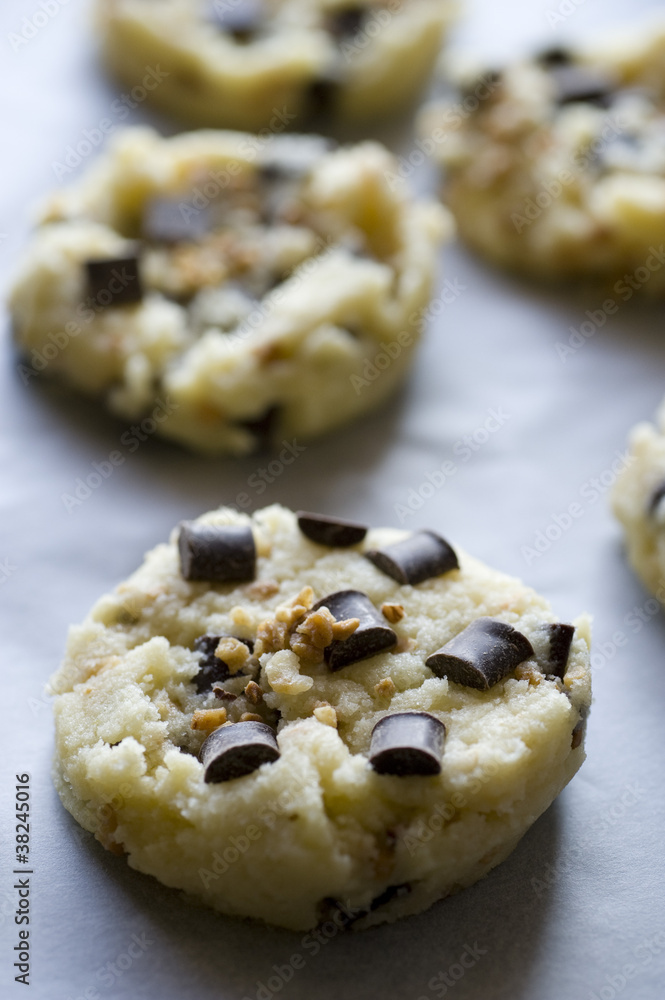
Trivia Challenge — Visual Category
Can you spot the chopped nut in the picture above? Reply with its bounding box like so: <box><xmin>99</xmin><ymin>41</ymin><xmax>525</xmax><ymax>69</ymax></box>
<box><xmin>240</xmin><ymin>712</ymin><xmax>264</xmax><ymax>723</ymax></box>
<box><xmin>191</xmin><ymin>708</ymin><xmax>228</xmax><ymax>731</ymax></box>
<box><xmin>290</xmin><ymin>605</ymin><xmax>359</xmax><ymax>664</ymax></box>
<box><xmin>231</xmin><ymin>605</ymin><xmax>253</xmax><ymax>628</ymax></box>
<box><xmin>265</xmin><ymin>649</ymin><xmax>314</xmax><ymax>694</ymax></box>
<box><xmin>313</xmin><ymin>704</ymin><xmax>338</xmax><ymax>728</ymax></box>
<box><xmin>213</xmin><ymin>687</ymin><xmax>237</xmax><ymax>702</ymax></box>
<box><xmin>374</xmin><ymin>677</ymin><xmax>397</xmax><ymax>698</ymax></box>
<box><xmin>514</xmin><ymin>663</ymin><xmax>542</xmax><ymax>686</ymax></box>
<box><xmin>244</xmin><ymin>680</ymin><xmax>263</xmax><ymax>705</ymax></box>
<box><xmin>215</xmin><ymin>637</ymin><xmax>250</xmax><ymax>674</ymax></box>
<box><xmin>381</xmin><ymin>602</ymin><xmax>404</xmax><ymax>623</ymax></box>
<box><xmin>255</xmin><ymin>618</ymin><xmax>290</xmax><ymax>656</ymax></box>
<box><xmin>395</xmin><ymin>636</ymin><xmax>416</xmax><ymax>654</ymax></box>
<box><xmin>275</xmin><ymin>586</ymin><xmax>314</xmax><ymax>626</ymax></box>
<box><xmin>246</xmin><ymin>579</ymin><xmax>280</xmax><ymax>600</ymax></box>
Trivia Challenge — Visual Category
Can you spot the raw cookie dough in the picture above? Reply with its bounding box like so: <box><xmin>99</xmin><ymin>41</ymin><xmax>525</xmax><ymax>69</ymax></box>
<box><xmin>612</xmin><ymin>399</ymin><xmax>665</xmax><ymax>600</ymax></box>
<box><xmin>9</xmin><ymin>127</ymin><xmax>449</xmax><ymax>454</ymax></box>
<box><xmin>96</xmin><ymin>0</ymin><xmax>456</xmax><ymax>131</ymax></box>
<box><xmin>420</xmin><ymin>21</ymin><xmax>665</xmax><ymax>289</ymax></box>
<box><xmin>50</xmin><ymin>504</ymin><xmax>591</xmax><ymax>931</ymax></box>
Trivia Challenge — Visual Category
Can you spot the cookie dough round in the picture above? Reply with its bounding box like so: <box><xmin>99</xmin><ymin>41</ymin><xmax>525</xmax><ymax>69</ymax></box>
<box><xmin>9</xmin><ymin>127</ymin><xmax>449</xmax><ymax>454</ymax></box>
<box><xmin>612</xmin><ymin>400</ymin><xmax>665</xmax><ymax>599</ymax></box>
<box><xmin>50</xmin><ymin>504</ymin><xmax>591</xmax><ymax>931</ymax></box>
<box><xmin>421</xmin><ymin>22</ymin><xmax>665</xmax><ymax>289</ymax></box>
<box><xmin>96</xmin><ymin>0</ymin><xmax>456</xmax><ymax>131</ymax></box>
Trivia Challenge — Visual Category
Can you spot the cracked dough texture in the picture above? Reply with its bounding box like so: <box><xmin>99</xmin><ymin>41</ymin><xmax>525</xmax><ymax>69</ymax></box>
<box><xmin>612</xmin><ymin>400</ymin><xmax>665</xmax><ymax>598</ymax></box>
<box><xmin>50</xmin><ymin>504</ymin><xmax>591</xmax><ymax>931</ymax></box>
<box><xmin>422</xmin><ymin>21</ymin><xmax>665</xmax><ymax>289</ymax></box>
<box><xmin>97</xmin><ymin>0</ymin><xmax>456</xmax><ymax>130</ymax></box>
<box><xmin>9</xmin><ymin>127</ymin><xmax>449</xmax><ymax>455</ymax></box>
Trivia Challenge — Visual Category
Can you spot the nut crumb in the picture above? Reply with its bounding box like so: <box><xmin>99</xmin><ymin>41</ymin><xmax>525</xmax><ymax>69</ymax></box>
<box><xmin>191</xmin><ymin>708</ymin><xmax>228</xmax><ymax>731</ymax></box>
<box><xmin>291</xmin><ymin>606</ymin><xmax>359</xmax><ymax>664</ymax></box>
<box><xmin>246</xmin><ymin>579</ymin><xmax>280</xmax><ymax>600</ymax></box>
<box><xmin>381</xmin><ymin>603</ymin><xmax>404</xmax><ymax>623</ymax></box>
<box><xmin>244</xmin><ymin>680</ymin><xmax>263</xmax><ymax>705</ymax></box>
<box><xmin>514</xmin><ymin>663</ymin><xmax>542</xmax><ymax>686</ymax></box>
<box><xmin>231</xmin><ymin>605</ymin><xmax>253</xmax><ymax>628</ymax></box>
<box><xmin>374</xmin><ymin>677</ymin><xmax>397</xmax><ymax>698</ymax></box>
<box><xmin>313</xmin><ymin>704</ymin><xmax>338</xmax><ymax>728</ymax></box>
<box><xmin>215</xmin><ymin>637</ymin><xmax>251</xmax><ymax>674</ymax></box>
<box><xmin>240</xmin><ymin>712</ymin><xmax>264</xmax><ymax>723</ymax></box>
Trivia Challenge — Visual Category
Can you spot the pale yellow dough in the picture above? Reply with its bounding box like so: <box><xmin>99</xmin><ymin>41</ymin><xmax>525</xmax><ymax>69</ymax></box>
<box><xmin>50</xmin><ymin>504</ymin><xmax>591</xmax><ymax>931</ymax></box>
<box><xmin>96</xmin><ymin>0</ymin><xmax>456</xmax><ymax>130</ymax></box>
<box><xmin>9</xmin><ymin>127</ymin><xmax>449</xmax><ymax>454</ymax></box>
<box><xmin>421</xmin><ymin>21</ymin><xmax>665</xmax><ymax>289</ymax></box>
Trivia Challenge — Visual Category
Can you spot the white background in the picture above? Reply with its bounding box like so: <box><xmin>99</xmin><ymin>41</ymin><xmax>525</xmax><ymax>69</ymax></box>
<box><xmin>1</xmin><ymin>0</ymin><xmax>665</xmax><ymax>997</ymax></box>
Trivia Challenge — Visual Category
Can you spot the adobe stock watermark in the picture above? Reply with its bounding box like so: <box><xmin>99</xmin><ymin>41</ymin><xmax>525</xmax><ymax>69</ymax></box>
<box><xmin>521</xmin><ymin>450</ymin><xmax>633</xmax><ymax>565</ymax></box>
<box><xmin>52</xmin><ymin>65</ymin><xmax>170</xmax><ymax>180</ymax></box>
<box><xmin>7</xmin><ymin>0</ymin><xmax>75</xmax><ymax>52</ymax></box>
<box><xmin>588</xmin><ymin>582</ymin><xmax>665</xmax><ymax>675</ymax></box>
<box><xmin>511</xmin><ymin>116</ymin><xmax>626</xmax><ymax>233</ymax></box>
<box><xmin>395</xmin><ymin>406</ymin><xmax>510</xmax><ymax>523</ymax></box>
<box><xmin>402</xmin><ymin>761</ymin><xmax>500</xmax><ymax>855</ymax></box>
<box><xmin>351</xmin><ymin>278</ymin><xmax>466</xmax><ymax>396</ymax></box>
<box><xmin>587</xmin><ymin>928</ymin><xmax>665</xmax><ymax>1000</ymax></box>
<box><xmin>417</xmin><ymin>943</ymin><xmax>489</xmax><ymax>999</ymax></box>
<box><xmin>339</xmin><ymin>0</ymin><xmax>401</xmax><ymax>62</ymax></box>
<box><xmin>385</xmin><ymin>74</ymin><xmax>499</xmax><ymax>190</ymax></box>
<box><xmin>546</xmin><ymin>0</ymin><xmax>588</xmax><ymax>28</ymax></box>
<box><xmin>0</xmin><ymin>557</ymin><xmax>17</xmax><ymax>586</ymax></box>
<box><xmin>60</xmin><ymin>397</ymin><xmax>179</xmax><ymax>513</ymax></box>
<box><xmin>556</xmin><ymin>245</ymin><xmax>665</xmax><ymax>361</ymax></box>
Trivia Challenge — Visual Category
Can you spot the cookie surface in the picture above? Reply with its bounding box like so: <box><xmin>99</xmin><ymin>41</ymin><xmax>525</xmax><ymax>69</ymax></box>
<box><xmin>9</xmin><ymin>128</ymin><xmax>448</xmax><ymax>454</ymax></box>
<box><xmin>422</xmin><ymin>22</ymin><xmax>665</xmax><ymax>288</ymax></box>
<box><xmin>612</xmin><ymin>400</ymin><xmax>665</xmax><ymax>599</ymax></box>
<box><xmin>50</xmin><ymin>504</ymin><xmax>591</xmax><ymax>931</ymax></box>
<box><xmin>97</xmin><ymin>0</ymin><xmax>456</xmax><ymax>131</ymax></box>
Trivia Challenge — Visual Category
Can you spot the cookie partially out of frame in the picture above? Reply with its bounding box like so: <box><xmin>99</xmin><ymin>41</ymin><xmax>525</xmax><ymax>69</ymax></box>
<box><xmin>421</xmin><ymin>21</ymin><xmax>665</xmax><ymax>289</ymax></box>
<box><xmin>50</xmin><ymin>504</ymin><xmax>591</xmax><ymax>931</ymax></box>
<box><xmin>9</xmin><ymin>128</ymin><xmax>449</xmax><ymax>454</ymax></box>
<box><xmin>612</xmin><ymin>400</ymin><xmax>665</xmax><ymax>598</ymax></box>
<box><xmin>96</xmin><ymin>0</ymin><xmax>456</xmax><ymax>131</ymax></box>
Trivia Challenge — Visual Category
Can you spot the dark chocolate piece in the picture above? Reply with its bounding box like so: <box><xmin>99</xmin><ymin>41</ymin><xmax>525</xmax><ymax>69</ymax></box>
<box><xmin>535</xmin><ymin>46</ymin><xmax>572</xmax><ymax>67</ymax></box>
<box><xmin>193</xmin><ymin>634</ymin><xmax>253</xmax><ymax>693</ymax></box>
<box><xmin>206</xmin><ymin>0</ymin><xmax>263</xmax><ymax>41</ymax></box>
<box><xmin>648</xmin><ymin>481</ymin><xmax>665</xmax><ymax>515</ymax></box>
<box><xmin>369</xmin><ymin>882</ymin><xmax>412</xmax><ymax>911</ymax></box>
<box><xmin>364</xmin><ymin>530</ymin><xmax>459</xmax><ymax>586</ymax></box>
<box><xmin>326</xmin><ymin>6</ymin><xmax>365</xmax><ymax>40</ymax></box>
<box><xmin>538</xmin><ymin>622</ymin><xmax>575</xmax><ymax>680</ymax></box>
<box><xmin>238</xmin><ymin>405</ymin><xmax>280</xmax><ymax>451</ymax></box>
<box><xmin>200</xmin><ymin>721</ymin><xmax>279</xmax><ymax>783</ymax></box>
<box><xmin>571</xmin><ymin>718</ymin><xmax>585</xmax><ymax>749</ymax></box>
<box><xmin>143</xmin><ymin>196</ymin><xmax>213</xmax><ymax>243</ymax></box>
<box><xmin>369</xmin><ymin>712</ymin><xmax>445</xmax><ymax>776</ymax></box>
<box><xmin>85</xmin><ymin>255</ymin><xmax>143</xmax><ymax>307</ymax></box>
<box><xmin>426</xmin><ymin>617</ymin><xmax>534</xmax><ymax>690</ymax></box>
<box><xmin>297</xmin><ymin>512</ymin><xmax>367</xmax><ymax>548</ymax></box>
<box><xmin>307</xmin><ymin>73</ymin><xmax>341</xmax><ymax>117</ymax></box>
<box><xmin>550</xmin><ymin>65</ymin><xmax>615</xmax><ymax>107</ymax></box>
<box><xmin>311</xmin><ymin>590</ymin><xmax>397</xmax><ymax>671</ymax></box>
<box><xmin>178</xmin><ymin>522</ymin><xmax>256</xmax><ymax>582</ymax></box>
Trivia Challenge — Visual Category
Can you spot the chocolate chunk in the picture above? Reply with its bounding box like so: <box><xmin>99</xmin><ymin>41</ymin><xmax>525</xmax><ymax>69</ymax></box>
<box><xmin>326</xmin><ymin>6</ymin><xmax>365</xmax><ymax>40</ymax></box>
<box><xmin>369</xmin><ymin>712</ymin><xmax>445</xmax><ymax>776</ymax></box>
<box><xmin>193</xmin><ymin>634</ymin><xmax>253</xmax><ymax>692</ymax></box>
<box><xmin>238</xmin><ymin>405</ymin><xmax>280</xmax><ymax>451</ymax></box>
<box><xmin>85</xmin><ymin>255</ymin><xmax>143</xmax><ymax>307</ymax></box>
<box><xmin>551</xmin><ymin>66</ymin><xmax>615</xmax><ymax>107</ymax></box>
<box><xmin>535</xmin><ymin>46</ymin><xmax>572</xmax><ymax>67</ymax></box>
<box><xmin>206</xmin><ymin>0</ymin><xmax>263</xmax><ymax>41</ymax></box>
<box><xmin>571</xmin><ymin>718</ymin><xmax>585</xmax><ymax>749</ymax></box>
<box><xmin>649</xmin><ymin>481</ymin><xmax>665</xmax><ymax>515</ymax></box>
<box><xmin>369</xmin><ymin>882</ymin><xmax>412</xmax><ymax>911</ymax></box>
<box><xmin>307</xmin><ymin>73</ymin><xmax>341</xmax><ymax>117</ymax></box>
<box><xmin>297</xmin><ymin>512</ymin><xmax>367</xmax><ymax>547</ymax></box>
<box><xmin>311</xmin><ymin>590</ymin><xmax>397</xmax><ymax>671</ymax></box>
<box><xmin>143</xmin><ymin>197</ymin><xmax>213</xmax><ymax>243</ymax></box>
<box><xmin>178</xmin><ymin>522</ymin><xmax>256</xmax><ymax>582</ymax></box>
<box><xmin>200</xmin><ymin>721</ymin><xmax>279</xmax><ymax>783</ymax></box>
<box><xmin>426</xmin><ymin>618</ymin><xmax>534</xmax><ymax>690</ymax></box>
<box><xmin>538</xmin><ymin>622</ymin><xmax>575</xmax><ymax>679</ymax></box>
<box><xmin>364</xmin><ymin>531</ymin><xmax>459</xmax><ymax>586</ymax></box>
